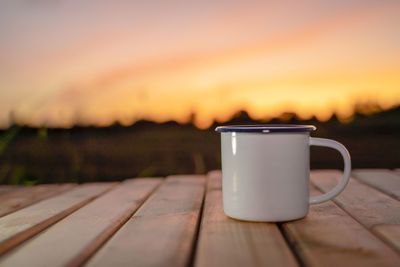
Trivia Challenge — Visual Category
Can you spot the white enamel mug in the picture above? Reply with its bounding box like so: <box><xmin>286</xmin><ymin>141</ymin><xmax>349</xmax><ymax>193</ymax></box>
<box><xmin>215</xmin><ymin>125</ymin><xmax>351</xmax><ymax>222</ymax></box>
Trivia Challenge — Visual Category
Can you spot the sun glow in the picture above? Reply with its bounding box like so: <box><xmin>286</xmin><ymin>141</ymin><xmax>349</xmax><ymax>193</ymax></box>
<box><xmin>0</xmin><ymin>1</ymin><xmax>399</xmax><ymax>129</ymax></box>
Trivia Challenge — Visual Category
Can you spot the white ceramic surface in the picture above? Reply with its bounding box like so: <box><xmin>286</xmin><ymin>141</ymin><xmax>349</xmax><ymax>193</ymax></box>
<box><xmin>220</xmin><ymin>131</ymin><xmax>351</xmax><ymax>222</ymax></box>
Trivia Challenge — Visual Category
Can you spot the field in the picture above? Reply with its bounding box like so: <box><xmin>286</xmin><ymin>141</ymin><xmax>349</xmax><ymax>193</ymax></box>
<box><xmin>0</xmin><ymin>107</ymin><xmax>399</xmax><ymax>184</ymax></box>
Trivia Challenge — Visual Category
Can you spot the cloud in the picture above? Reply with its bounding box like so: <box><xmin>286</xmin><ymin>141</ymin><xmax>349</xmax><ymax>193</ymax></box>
<box><xmin>0</xmin><ymin>0</ymin><xmax>399</xmax><ymax>128</ymax></box>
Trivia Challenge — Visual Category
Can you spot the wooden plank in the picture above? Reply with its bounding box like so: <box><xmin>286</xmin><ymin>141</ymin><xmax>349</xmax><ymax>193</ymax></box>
<box><xmin>194</xmin><ymin>170</ymin><xmax>298</xmax><ymax>267</ymax></box>
<box><xmin>86</xmin><ymin>175</ymin><xmax>205</xmax><ymax>267</ymax></box>
<box><xmin>0</xmin><ymin>184</ymin><xmax>75</xmax><ymax>218</ymax></box>
<box><xmin>0</xmin><ymin>178</ymin><xmax>162</xmax><ymax>267</ymax></box>
<box><xmin>0</xmin><ymin>182</ymin><xmax>115</xmax><ymax>255</ymax></box>
<box><xmin>310</xmin><ymin>170</ymin><xmax>400</xmax><ymax>228</ymax></box>
<box><xmin>352</xmin><ymin>169</ymin><xmax>400</xmax><ymax>200</ymax></box>
<box><xmin>281</xmin><ymin>184</ymin><xmax>400</xmax><ymax>267</ymax></box>
<box><xmin>373</xmin><ymin>224</ymin><xmax>400</xmax><ymax>252</ymax></box>
<box><xmin>0</xmin><ymin>186</ymin><xmax>23</xmax><ymax>196</ymax></box>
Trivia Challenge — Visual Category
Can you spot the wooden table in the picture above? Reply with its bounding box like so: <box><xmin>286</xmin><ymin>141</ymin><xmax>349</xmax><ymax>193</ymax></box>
<box><xmin>0</xmin><ymin>169</ymin><xmax>399</xmax><ymax>267</ymax></box>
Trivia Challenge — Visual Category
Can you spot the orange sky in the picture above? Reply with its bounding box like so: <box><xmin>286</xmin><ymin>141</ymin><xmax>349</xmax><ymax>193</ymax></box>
<box><xmin>1</xmin><ymin>0</ymin><xmax>399</xmax><ymax>129</ymax></box>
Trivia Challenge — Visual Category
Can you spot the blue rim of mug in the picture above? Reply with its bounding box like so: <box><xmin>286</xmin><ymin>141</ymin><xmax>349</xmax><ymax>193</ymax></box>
<box><xmin>215</xmin><ymin>125</ymin><xmax>316</xmax><ymax>133</ymax></box>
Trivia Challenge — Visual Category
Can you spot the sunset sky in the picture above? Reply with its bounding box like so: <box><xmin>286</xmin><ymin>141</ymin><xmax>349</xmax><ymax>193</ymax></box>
<box><xmin>1</xmin><ymin>0</ymin><xmax>399</xmax><ymax>129</ymax></box>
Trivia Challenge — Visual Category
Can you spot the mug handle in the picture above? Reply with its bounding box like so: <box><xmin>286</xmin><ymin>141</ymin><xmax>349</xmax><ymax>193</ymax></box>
<box><xmin>309</xmin><ymin>137</ymin><xmax>351</xmax><ymax>204</ymax></box>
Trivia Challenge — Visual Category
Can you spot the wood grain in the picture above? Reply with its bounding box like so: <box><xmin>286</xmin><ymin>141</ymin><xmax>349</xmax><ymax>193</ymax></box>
<box><xmin>373</xmin><ymin>224</ymin><xmax>400</xmax><ymax>252</ymax></box>
<box><xmin>310</xmin><ymin>170</ymin><xmax>400</xmax><ymax>228</ymax></box>
<box><xmin>352</xmin><ymin>169</ymin><xmax>400</xmax><ymax>200</ymax></box>
<box><xmin>282</xmin><ymin>184</ymin><xmax>400</xmax><ymax>267</ymax></box>
<box><xmin>0</xmin><ymin>182</ymin><xmax>115</xmax><ymax>255</ymax></box>
<box><xmin>0</xmin><ymin>184</ymin><xmax>75</xmax><ymax>218</ymax></box>
<box><xmin>0</xmin><ymin>178</ymin><xmax>162</xmax><ymax>267</ymax></box>
<box><xmin>86</xmin><ymin>175</ymin><xmax>205</xmax><ymax>267</ymax></box>
<box><xmin>194</xmin><ymin>170</ymin><xmax>298</xmax><ymax>267</ymax></box>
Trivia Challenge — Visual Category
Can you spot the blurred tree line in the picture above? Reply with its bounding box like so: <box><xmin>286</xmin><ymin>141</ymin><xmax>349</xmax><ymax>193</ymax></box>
<box><xmin>0</xmin><ymin>104</ymin><xmax>399</xmax><ymax>184</ymax></box>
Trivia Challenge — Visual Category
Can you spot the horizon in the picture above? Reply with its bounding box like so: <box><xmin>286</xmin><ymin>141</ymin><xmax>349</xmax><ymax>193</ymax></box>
<box><xmin>1</xmin><ymin>0</ymin><xmax>400</xmax><ymax>129</ymax></box>
<box><xmin>3</xmin><ymin>101</ymin><xmax>398</xmax><ymax>130</ymax></box>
